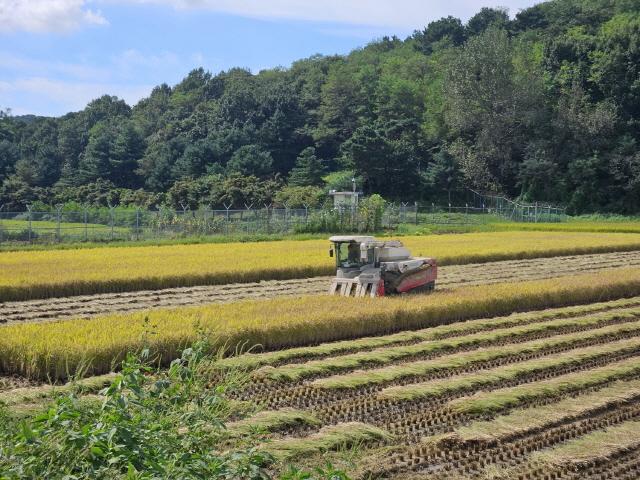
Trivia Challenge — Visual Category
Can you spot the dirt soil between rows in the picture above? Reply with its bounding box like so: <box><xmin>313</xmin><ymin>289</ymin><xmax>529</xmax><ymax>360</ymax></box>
<box><xmin>2</xmin><ymin>250</ymin><xmax>640</xmax><ymax>325</ymax></box>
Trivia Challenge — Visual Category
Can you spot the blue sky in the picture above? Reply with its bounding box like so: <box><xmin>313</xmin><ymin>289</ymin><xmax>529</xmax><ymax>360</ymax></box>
<box><xmin>0</xmin><ymin>0</ymin><xmax>540</xmax><ymax>117</ymax></box>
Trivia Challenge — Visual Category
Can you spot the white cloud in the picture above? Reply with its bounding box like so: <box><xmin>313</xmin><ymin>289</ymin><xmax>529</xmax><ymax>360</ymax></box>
<box><xmin>0</xmin><ymin>0</ymin><xmax>108</xmax><ymax>33</ymax></box>
<box><xmin>113</xmin><ymin>49</ymin><xmax>181</xmax><ymax>71</ymax></box>
<box><xmin>0</xmin><ymin>77</ymin><xmax>152</xmax><ymax>114</ymax></box>
<box><xmin>0</xmin><ymin>52</ymin><xmax>108</xmax><ymax>79</ymax></box>
<box><xmin>110</xmin><ymin>0</ymin><xmax>538</xmax><ymax>28</ymax></box>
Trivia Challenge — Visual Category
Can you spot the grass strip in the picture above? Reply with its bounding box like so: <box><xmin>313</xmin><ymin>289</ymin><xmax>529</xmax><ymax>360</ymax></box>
<box><xmin>225</xmin><ymin>409</ymin><xmax>321</xmax><ymax>437</ymax></box>
<box><xmin>6</xmin><ymin>268</ymin><xmax>640</xmax><ymax>381</ymax></box>
<box><xmin>218</xmin><ymin>296</ymin><xmax>640</xmax><ymax>370</ymax></box>
<box><xmin>312</xmin><ymin>319</ymin><xmax>640</xmax><ymax>389</ymax></box>
<box><xmin>6</xmin><ymin>394</ymin><xmax>103</xmax><ymax>420</ymax></box>
<box><xmin>452</xmin><ymin>379</ymin><xmax>640</xmax><ymax>442</ymax></box>
<box><xmin>3</xmin><ymin>232</ymin><xmax>640</xmax><ymax>302</ymax></box>
<box><xmin>0</xmin><ymin>373</ymin><xmax>116</xmax><ymax>407</ymax></box>
<box><xmin>378</xmin><ymin>337</ymin><xmax>640</xmax><ymax>401</ymax></box>
<box><xmin>493</xmin><ymin>221</ymin><xmax>640</xmax><ymax>234</ymax></box>
<box><xmin>260</xmin><ymin>311</ymin><xmax>640</xmax><ymax>382</ymax></box>
<box><xmin>449</xmin><ymin>357</ymin><xmax>640</xmax><ymax>415</ymax></box>
<box><xmin>531</xmin><ymin>419</ymin><xmax>640</xmax><ymax>466</ymax></box>
<box><xmin>263</xmin><ymin>422</ymin><xmax>391</xmax><ymax>460</ymax></box>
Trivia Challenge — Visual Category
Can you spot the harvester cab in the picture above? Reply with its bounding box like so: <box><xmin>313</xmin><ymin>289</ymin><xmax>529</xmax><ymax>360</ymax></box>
<box><xmin>328</xmin><ymin>236</ymin><xmax>437</xmax><ymax>297</ymax></box>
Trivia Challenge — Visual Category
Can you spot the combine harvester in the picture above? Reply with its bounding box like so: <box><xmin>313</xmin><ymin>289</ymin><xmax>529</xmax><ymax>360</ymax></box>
<box><xmin>328</xmin><ymin>236</ymin><xmax>437</xmax><ymax>297</ymax></box>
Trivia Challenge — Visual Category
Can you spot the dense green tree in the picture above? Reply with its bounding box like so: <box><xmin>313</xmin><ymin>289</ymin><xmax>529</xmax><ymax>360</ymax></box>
<box><xmin>466</xmin><ymin>8</ymin><xmax>510</xmax><ymax>36</ymax></box>
<box><xmin>288</xmin><ymin>147</ymin><xmax>326</xmax><ymax>187</ymax></box>
<box><xmin>226</xmin><ymin>145</ymin><xmax>273</xmax><ymax>178</ymax></box>
<box><xmin>444</xmin><ymin>28</ymin><xmax>545</xmax><ymax>192</ymax></box>
<box><xmin>0</xmin><ymin>140</ymin><xmax>18</xmax><ymax>182</ymax></box>
<box><xmin>422</xmin><ymin>149</ymin><xmax>462</xmax><ymax>204</ymax></box>
<box><xmin>589</xmin><ymin>13</ymin><xmax>640</xmax><ymax>123</ymax></box>
<box><xmin>1</xmin><ymin>0</ymin><xmax>639</xmax><ymax>214</ymax></box>
<box><xmin>274</xmin><ymin>185</ymin><xmax>325</xmax><ymax>208</ymax></box>
<box><xmin>413</xmin><ymin>16</ymin><xmax>466</xmax><ymax>55</ymax></box>
<box><xmin>213</xmin><ymin>173</ymin><xmax>281</xmax><ymax>207</ymax></box>
<box><xmin>341</xmin><ymin>124</ymin><xmax>419</xmax><ymax>197</ymax></box>
<box><xmin>78</xmin><ymin>121</ymin><xmax>143</xmax><ymax>187</ymax></box>
<box><xmin>171</xmin><ymin>139</ymin><xmax>221</xmax><ymax>180</ymax></box>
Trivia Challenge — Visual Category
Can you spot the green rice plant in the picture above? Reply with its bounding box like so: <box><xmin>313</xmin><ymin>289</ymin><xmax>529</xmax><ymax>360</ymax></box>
<box><xmin>260</xmin><ymin>311</ymin><xmax>640</xmax><ymax>383</ymax></box>
<box><xmin>448</xmin><ymin>357</ymin><xmax>640</xmax><ymax>416</ymax></box>
<box><xmin>225</xmin><ymin>409</ymin><xmax>321</xmax><ymax>437</ymax></box>
<box><xmin>263</xmin><ymin>422</ymin><xmax>392</xmax><ymax>460</ymax></box>
<box><xmin>531</xmin><ymin>420</ymin><xmax>640</xmax><ymax>466</ymax></box>
<box><xmin>0</xmin><ymin>373</ymin><xmax>116</xmax><ymax>407</ymax></box>
<box><xmin>378</xmin><ymin>337</ymin><xmax>640</xmax><ymax>401</ymax></box>
<box><xmin>312</xmin><ymin>320</ymin><xmax>640</xmax><ymax>389</ymax></box>
<box><xmin>218</xmin><ymin>296</ymin><xmax>640</xmax><ymax>370</ymax></box>
<box><xmin>493</xmin><ymin>219</ymin><xmax>640</xmax><ymax>234</ymax></box>
<box><xmin>452</xmin><ymin>379</ymin><xmax>640</xmax><ymax>442</ymax></box>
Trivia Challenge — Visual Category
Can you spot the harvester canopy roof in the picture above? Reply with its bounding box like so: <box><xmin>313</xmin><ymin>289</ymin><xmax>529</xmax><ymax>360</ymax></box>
<box><xmin>329</xmin><ymin>236</ymin><xmax>376</xmax><ymax>243</ymax></box>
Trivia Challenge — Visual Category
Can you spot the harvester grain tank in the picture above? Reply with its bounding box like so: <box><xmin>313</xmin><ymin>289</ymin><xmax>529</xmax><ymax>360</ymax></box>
<box><xmin>328</xmin><ymin>236</ymin><xmax>437</xmax><ymax>297</ymax></box>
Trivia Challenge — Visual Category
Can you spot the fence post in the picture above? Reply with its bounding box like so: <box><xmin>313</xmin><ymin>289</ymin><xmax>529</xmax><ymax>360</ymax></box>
<box><xmin>56</xmin><ymin>204</ymin><xmax>62</xmax><ymax>243</ymax></box>
<box><xmin>224</xmin><ymin>204</ymin><xmax>231</xmax><ymax>236</ymax></box>
<box><xmin>108</xmin><ymin>203</ymin><xmax>115</xmax><ymax>241</ymax></box>
<box><xmin>415</xmin><ymin>201</ymin><xmax>418</xmax><ymax>225</ymax></box>
<box><xmin>284</xmin><ymin>205</ymin><xmax>290</xmax><ymax>232</ymax></box>
<box><xmin>135</xmin><ymin>208</ymin><xmax>140</xmax><ymax>241</ymax></box>
<box><xmin>203</xmin><ymin>207</ymin><xmax>210</xmax><ymax>236</ymax></box>
<box><xmin>27</xmin><ymin>204</ymin><xmax>32</xmax><ymax>244</ymax></box>
<box><xmin>263</xmin><ymin>203</ymin><xmax>271</xmax><ymax>234</ymax></box>
<box><xmin>244</xmin><ymin>203</ymin><xmax>254</xmax><ymax>234</ymax></box>
<box><xmin>0</xmin><ymin>204</ymin><xmax>4</xmax><ymax>244</ymax></box>
<box><xmin>84</xmin><ymin>208</ymin><xmax>88</xmax><ymax>242</ymax></box>
<box><xmin>178</xmin><ymin>203</ymin><xmax>188</xmax><ymax>236</ymax></box>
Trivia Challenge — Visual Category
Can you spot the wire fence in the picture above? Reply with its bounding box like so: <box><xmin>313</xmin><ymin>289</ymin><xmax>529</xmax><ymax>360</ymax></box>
<box><xmin>468</xmin><ymin>190</ymin><xmax>567</xmax><ymax>223</ymax></box>
<box><xmin>0</xmin><ymin>197</ymin><xmax>567</xmax><ymax>245</ymax></box>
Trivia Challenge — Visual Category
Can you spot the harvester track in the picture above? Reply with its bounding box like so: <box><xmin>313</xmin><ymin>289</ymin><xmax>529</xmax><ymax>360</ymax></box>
<box><xmin>2</xmin><ymin>250</ymin><xmax>640</xmax><ymax>324</ymax></box>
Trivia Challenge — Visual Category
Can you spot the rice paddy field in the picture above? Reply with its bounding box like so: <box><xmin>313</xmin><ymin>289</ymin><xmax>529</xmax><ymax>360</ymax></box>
<box><xmin>4</xmin><ymin>231</ymin><xmax>640</xmax><ymax>302</ymax></box>
<box><xmin>4</xmin><ymin>229</ymin><xmax>640</xmax><ymax>478</ymax></box>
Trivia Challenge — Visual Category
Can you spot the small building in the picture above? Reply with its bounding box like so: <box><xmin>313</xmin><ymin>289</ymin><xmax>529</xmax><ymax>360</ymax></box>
<box><xmin>329</xmin><ymin>190</ymin><xmax>361</xmax><ymax>209</ymax></box>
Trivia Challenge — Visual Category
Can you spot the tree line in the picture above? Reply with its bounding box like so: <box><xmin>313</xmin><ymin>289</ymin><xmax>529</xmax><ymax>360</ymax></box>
<box><xmin>0</xmin><ymin>0</ymin><xmax>639</xmax><ymax>214</ymax></box>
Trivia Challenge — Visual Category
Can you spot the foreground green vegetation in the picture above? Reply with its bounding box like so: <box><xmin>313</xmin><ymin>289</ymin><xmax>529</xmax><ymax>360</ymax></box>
<box><xmin>4</xmin><ymin>267</ymin><xmax>640</xmax><ymax>380</ymax></box>
<box><xmin>0</xmin><ymin>341</ymin><xmax>350</xmax><ymax>479</ymax></box>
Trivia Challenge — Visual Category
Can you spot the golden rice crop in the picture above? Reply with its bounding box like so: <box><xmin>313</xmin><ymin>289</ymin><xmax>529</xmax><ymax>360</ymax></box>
<box><xmin>4</xmin><ymin>267</ymin><xmax>640</xmax><ymax>380</ymax></box>
<box><xmin>2</xmin><ymin>231</ymin><xmax>640</xmax><ymax>302</ymax></box>
<box><xmin>493</xmin><ymin>221</ymin><xmax>640</xmax><ymax>234</ymax></box>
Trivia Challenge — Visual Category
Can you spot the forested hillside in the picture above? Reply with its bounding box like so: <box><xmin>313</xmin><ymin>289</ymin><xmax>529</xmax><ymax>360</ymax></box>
<box><xmin>0</xmin><ymin>0</ymin><xmax>638</xmax><ymax>213</ymax></box>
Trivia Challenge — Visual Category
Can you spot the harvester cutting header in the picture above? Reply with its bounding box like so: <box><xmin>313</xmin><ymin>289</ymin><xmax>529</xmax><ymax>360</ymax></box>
<box><xmin>328</xmin><ymin>236</ymin><xmax>437</xmax><ymax>297</ymax></box>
